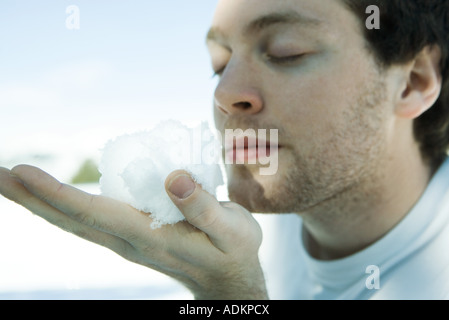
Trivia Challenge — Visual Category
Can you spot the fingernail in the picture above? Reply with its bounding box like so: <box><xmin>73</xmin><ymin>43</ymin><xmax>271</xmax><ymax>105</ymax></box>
<box><xmin>168</xmin><ymin>174</ymin><xmax>196</xmax><ymax>199</ymax></box>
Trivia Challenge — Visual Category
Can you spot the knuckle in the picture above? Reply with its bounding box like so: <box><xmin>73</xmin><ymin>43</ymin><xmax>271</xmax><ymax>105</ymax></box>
<box><xmin>189</xmin><ymin>207</ymin><xmax>218</xmax><ymax>229</ymax></box>
<box><xmin>39</xmin><ymin>181</ymin><xmax>64</xmax><ymax>204</ymax></box>
<box><xmin>74</xmin><ymin>211</ymin><xmax>97</xmax><ymax>227</ymax></box>
<box><xmin>71</xmin><ymin>194</ymin><xmax>97</xmax><ymax>227</ymax></box>
<box><xmin>115</xmin><ymin>239</ymin><xmax>137</xmax><ymax>262</ymax></box>
<box><xmin>69</xmin><ymin>224</ymin><xmax>90</xmax><ymax>239</ymax></box>
<box><xmin>224</xmin><ymin>208</ymin><xmax>262</xmax><ymax>248</ymax></box>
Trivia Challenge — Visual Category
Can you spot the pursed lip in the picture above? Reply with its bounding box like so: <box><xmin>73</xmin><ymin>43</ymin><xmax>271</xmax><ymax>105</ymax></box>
<box><xmin>225</xmin><ymin>136</ymin><xmax>280</xmax><ymax>163</ymax></box>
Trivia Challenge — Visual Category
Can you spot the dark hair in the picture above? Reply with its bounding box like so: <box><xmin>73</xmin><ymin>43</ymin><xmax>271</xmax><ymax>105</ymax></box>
<box><xmin>344</xmin><ymin>0</ymin><xmax>449</xmax><ymax>170</ymax></box>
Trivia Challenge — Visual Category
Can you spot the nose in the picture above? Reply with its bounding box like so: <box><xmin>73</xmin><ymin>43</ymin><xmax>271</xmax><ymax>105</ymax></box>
<box><xmin>214</xmin><ymin>63</ymin><xmax>264</xmax><ymax>116</ymax></box>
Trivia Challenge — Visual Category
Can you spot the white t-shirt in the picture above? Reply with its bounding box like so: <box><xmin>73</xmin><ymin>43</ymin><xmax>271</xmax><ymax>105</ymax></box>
<box><xmin>257</xmin><ymin>157</ymin><xmax>449</xmax><ymax>300</ymax></box>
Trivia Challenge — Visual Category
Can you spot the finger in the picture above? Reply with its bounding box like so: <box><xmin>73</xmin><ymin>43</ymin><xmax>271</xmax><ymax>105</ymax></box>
<box><xmin>165</xmin><ymin>170</ymin><xmax>262</xmax><ymax>253</ymax></box>
<box><xmin>0</xmin><ymin>167</ymin><xmax>137</xmax><ymax>260</ymax></box>
<box><xmin>10</xmin><ymin>165</ymin><xmax>156</xmax><ymax>243</ymax></box>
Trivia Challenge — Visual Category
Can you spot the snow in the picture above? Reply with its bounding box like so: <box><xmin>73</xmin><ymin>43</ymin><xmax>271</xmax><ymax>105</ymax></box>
<box><xmin>99</xmin><ymin>120</ymin><xmax>224</xmax><ymax>228</ymax></box>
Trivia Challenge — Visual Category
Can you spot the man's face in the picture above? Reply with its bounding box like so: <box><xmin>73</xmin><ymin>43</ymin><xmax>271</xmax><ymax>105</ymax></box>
<box><xmin>207</xmin><ymin>0</ymin><xmax>396</xmax><ymax>213</ymax></box>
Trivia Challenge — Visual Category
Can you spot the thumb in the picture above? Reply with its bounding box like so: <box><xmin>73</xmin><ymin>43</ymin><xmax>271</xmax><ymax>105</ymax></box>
<box><xmin>165</xmin><ymin>170</ymin><xmax>261</xmax><ymax>253</ymax></box>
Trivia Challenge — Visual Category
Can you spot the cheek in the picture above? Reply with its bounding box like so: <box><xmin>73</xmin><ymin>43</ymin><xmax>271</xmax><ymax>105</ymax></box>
<box><xmin>271</xmin><ymin>54</ymin><xmax>379</xmax><ymax>145</ymax></box>
<box><xmin>272</xmin><ymin>74</ymin><xmax>347</xmax><ymax>147</ymax></box>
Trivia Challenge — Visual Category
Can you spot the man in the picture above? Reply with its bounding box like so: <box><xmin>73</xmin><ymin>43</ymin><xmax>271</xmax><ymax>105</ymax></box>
<box><xmin>1</xmin><ymin>0</ymin><xmax>449</xmax><ymax>299</ymax></box>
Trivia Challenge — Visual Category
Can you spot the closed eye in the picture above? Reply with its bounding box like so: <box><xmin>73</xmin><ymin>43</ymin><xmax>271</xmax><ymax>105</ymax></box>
<box><xmin>266</xmin><ymin>53</ymin><xmax>306</xmax><ymax>64</ymax></box>
<box><xmin>212</xmin><ymin>53</ymin><xmax>307</xmax><ymax>78</ymax></box>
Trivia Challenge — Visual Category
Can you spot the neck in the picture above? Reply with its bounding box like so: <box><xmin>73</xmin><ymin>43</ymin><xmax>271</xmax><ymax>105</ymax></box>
<box><xmin>300</xmin><ymin>131</ymin><xmax>433</xmax><ymax>260</ymax></box>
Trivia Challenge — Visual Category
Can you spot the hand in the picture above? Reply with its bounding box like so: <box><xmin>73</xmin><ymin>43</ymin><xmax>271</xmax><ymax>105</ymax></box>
<box><xmin>0</xmin><ymin>165</ymin><xmax>268</xmax><ymax>299</ymax></box>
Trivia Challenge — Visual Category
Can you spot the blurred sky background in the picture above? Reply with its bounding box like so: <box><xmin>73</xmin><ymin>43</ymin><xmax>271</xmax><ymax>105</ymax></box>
<box><xmin>0</xmin><ymin>0</ymin><xmax>219</xmax><ymax>181</ymax></box>
<box><xmin>0</xmin><ymin>0</ymin><xmax>225</xmax><ymax>299</ymax></box>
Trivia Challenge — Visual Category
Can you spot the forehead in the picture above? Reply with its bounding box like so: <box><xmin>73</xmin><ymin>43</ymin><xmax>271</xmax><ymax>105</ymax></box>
<box><xmin>209</xmin><ymin>0</ymin><xmax>360</xmax><ymax>41</ymax></box>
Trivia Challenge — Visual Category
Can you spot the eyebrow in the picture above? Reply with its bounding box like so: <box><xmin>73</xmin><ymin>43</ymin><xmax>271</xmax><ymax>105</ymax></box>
<box><xmin>206</xmin><ymin>11</ymin><xmax>322</xmax><ymax>43</ymax></box>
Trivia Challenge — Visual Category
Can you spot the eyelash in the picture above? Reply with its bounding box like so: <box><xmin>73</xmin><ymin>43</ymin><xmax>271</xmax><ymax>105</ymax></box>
<box><xmin>212</xmin><ymin>54</ymin><xmax>305</xmax><ymax>78</ymax></box>
<box><xmin>266</xmin><ymin>53</ymin><xmax>305</xmax><ymax>64</ymax></box>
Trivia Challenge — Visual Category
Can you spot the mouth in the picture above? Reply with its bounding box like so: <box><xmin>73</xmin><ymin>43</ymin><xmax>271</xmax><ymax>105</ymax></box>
<box><xmin>225</xmin><ymin>136</ymin><xmax>280</xmax><ymax>164</ymax></box>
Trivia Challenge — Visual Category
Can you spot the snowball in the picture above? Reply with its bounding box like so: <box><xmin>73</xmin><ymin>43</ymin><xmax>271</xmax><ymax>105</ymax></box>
<box><xmin>99</xmin><ymin>120</ymin><xmax>224</xmax><ymax>229</ymax></box>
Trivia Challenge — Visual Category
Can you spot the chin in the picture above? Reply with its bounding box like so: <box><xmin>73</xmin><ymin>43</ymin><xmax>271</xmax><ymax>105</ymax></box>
<box><xmin>226</xmin><ymin>164</ymin><xmax>302</xmax><ymax>213</ymax></box>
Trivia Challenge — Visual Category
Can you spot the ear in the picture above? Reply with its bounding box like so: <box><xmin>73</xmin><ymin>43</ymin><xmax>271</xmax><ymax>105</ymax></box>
<box><xmin>396</xmin><ymin>45</ymin><xmax>442</xmax><ymax>119</ymax></box>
